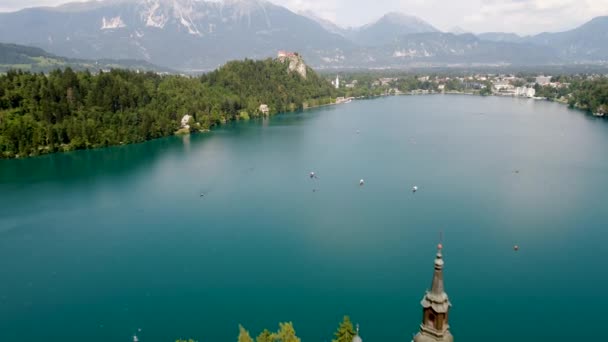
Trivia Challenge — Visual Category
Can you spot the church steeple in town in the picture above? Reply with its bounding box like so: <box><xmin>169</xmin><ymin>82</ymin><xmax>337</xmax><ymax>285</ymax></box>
<box><xmin>413</xmin><ymin>243</ymin><xmax>453</xmax><ymax>342</ymax></box>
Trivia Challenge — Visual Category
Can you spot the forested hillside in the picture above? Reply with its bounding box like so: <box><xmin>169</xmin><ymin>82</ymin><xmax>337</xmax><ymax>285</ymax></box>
<box><xmin>533</xmin><ymin>76</ymin><xmax>608</xmax><ymax>113</ymax></box>
<box><xmin>0</xmin><ymin>57</ymin><xmax>337</xmax><ymax>158</ymax></box>
<box><xmin>0</xmin><ymin>42</ymin><xmax>169</xmax><ymax>73</ymax></box>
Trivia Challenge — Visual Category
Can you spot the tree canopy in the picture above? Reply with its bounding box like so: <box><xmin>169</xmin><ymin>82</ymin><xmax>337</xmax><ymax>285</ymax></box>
<box><xmin>238</xmin><ymin>325</ymin><xmax>254</xmax><ymax>342</ymax></box>
<box><xmin>332</xmin><ymin>316</ymin><xmax>356</xmax><ymax>342</ymax></box>
<box><xmin>0</xmin><ymin>57</ymin><xmax>337</xmax><ymax>158</ymax></box>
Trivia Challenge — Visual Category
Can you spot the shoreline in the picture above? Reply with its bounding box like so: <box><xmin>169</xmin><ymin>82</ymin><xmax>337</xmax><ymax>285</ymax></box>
<box><xmin>3</xmin><ymin>93</ymin><xmax>603</xmax><ymax>160</ymax></box>
<box><xmin>360</xmin><ymin>90</ymin><xmax>605</xmax><ymax>116</ymax></box>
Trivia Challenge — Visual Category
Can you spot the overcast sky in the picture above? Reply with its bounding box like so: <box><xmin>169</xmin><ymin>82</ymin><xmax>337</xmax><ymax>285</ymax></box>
<box><xmin>0</xmin><ymin>0</ymin><xmax>607</xmax><ymax>35</ymax></box>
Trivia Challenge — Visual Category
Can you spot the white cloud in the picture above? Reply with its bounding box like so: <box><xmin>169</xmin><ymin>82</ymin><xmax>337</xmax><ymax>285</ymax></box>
<box><xmin>468</xmin><ymin>0</ymin><xmax>608</xmax><ymax>34</ymax></box>
<box><xmin>0</xmin><ymin>0</ymin><xmax>607</xmax><ymax>34</ymax></box>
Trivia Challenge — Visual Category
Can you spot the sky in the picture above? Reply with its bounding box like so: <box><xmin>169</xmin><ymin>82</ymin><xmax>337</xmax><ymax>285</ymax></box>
<box><xmin>0</xmin><ymin>0</ymin><xmax>607</xmax><ymax>35</ymax></box>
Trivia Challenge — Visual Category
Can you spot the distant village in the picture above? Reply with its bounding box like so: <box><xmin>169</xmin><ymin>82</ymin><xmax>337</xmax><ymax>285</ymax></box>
<box><xmin>329</xmin><ymin>71</ymin><xmax>608</xmax><ymax>116</ymax></box>
<box><xmin>332</xmin><ymin>73</ymin><xmax>570</xmax><ymax>98</ymax></box>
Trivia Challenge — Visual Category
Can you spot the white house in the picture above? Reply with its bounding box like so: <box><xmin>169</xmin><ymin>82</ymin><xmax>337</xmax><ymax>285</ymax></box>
<box><xmin>526</xmin><ymin>87</ymin><xmax>536</xmax><ymax>98</ymax></box>
<box><xmin>535</xmin><ymin>76</ymin><xmax>551</xmax><ymax>86</ymax></box>
<box><xmin>259</xmin><ymin>104</ymin><xmax>270</xmax><ymax>115</ymax></box>
<box><xmin>180</xmin><ymin>114</ymin><xmax>192</xmax><ymax>129</ymax></box>
<box><xmin>515</xmin><ymin>87</ymin><xmax>536</xmax><ymax>98</ymax></box>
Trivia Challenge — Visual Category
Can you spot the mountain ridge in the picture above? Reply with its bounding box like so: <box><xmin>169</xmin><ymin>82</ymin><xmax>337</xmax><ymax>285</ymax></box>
<box><xmin>0</xmin><ymin>0</ymin><xmax>607</xmax><ymax>70</ymax></box>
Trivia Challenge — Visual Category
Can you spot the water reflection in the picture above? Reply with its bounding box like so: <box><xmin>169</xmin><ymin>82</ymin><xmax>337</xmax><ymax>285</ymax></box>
<box><xmin>0</xmin><ymin>136</ymin><xmax>201</xmax><ymax>186</ymax></box>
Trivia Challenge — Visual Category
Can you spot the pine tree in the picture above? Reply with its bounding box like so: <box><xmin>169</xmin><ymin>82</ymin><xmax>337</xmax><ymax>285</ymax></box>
<box><xmin>238</xmin><ymin>324</ymin><xmax>254</xmax><ymax>342</ymax></box>
<box><xmin>332</xmin><ymin>316</ymin><xmax>356</xmax><ymax>342</ymax></box>
<box><xmin>256</xmin><ymin>329</ymin><xmax>274</xmax><ymax>342</ymax></box>
<box><xmin>272</xmin><ymin>322</ymin><xmax>300</xmax><ymax>342</ymax></box>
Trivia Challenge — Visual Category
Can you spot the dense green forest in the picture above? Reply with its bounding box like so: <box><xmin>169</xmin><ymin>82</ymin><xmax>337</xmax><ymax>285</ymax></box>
<box><xmin>0</xmin><ymin>57</ymin><xmax>337</xmax><ymax>158</ymax></box>
<box><xmin>535</xmin><ymin>76</ymin><xmax>608</xmax><ymax>113</ymax></box>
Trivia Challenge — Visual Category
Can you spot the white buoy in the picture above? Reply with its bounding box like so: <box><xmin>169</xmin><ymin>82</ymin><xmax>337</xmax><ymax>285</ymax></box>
<box><xmin>360</xmin><ymin>179</ymin><xmax>365</xmax><ymax>186</ymax></box>
<box><xmin>412</xmin><ymin>186</ymin><xmax>418</xmax><ymax>193</ymax></box>
<box><xmin>310</xmin><ymin>171</ymin><xmax>315</xmax><ymax>179</ymax></box>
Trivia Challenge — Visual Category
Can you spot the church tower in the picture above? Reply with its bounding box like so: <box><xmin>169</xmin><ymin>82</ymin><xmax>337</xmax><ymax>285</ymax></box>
<box><xmin>413</xmin><ymin>244</ymin><xmax>453</xmax><ymax>342</ymax></box>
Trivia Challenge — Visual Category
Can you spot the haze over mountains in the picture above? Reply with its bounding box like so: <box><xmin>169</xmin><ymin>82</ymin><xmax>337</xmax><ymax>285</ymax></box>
<box><xmin>0</xmin><ymin>0</ymin><xmax>607</xmax><ymax>71</ymax></box>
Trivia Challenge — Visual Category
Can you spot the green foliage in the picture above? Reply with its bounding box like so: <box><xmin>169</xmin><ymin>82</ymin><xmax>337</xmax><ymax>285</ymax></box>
<box><xmin>480</xmin><ymin>83</ymin><xmax>492</xmax><ymax>96</ymax></box>
<box><xmin>175</xmin><ymin>339</ymin><xmax>198</xmax><ymax>342</ymax></box>
<box><xmin>239</xmin><ymin>111</ymin><xmax>250</xmax><ymax>120</ymax></box>
<box><xmin>332</xmin><ymin>316</ymin><xmax>356</xmax><ymax>342</ymax></box>
<box><xmin>271</xmin><ymin>322</ymin><xmax>300</xmax><ymax>342</ymax></box>
<box><xmin>534</xmin><ymin>76</ymin><xmax>608</xmax><ymax>113</ymax></box>
<box><xmin>0</xmin><ymin>43</ymin><xmax>169</xmax><ymax>73</ymax></box>
<box><xmin>256</xmin><ymin>329</ymin><xmax>274</xmax><ymax>342</ymax></box>
<box><xmin>238</xmin><ymin>325</ymin><xmax>254</xmax><ymax>342</ymax></box>
<box><xmin>0</xmin><ymin>58</ymin><xmax>336</xmax><ymax>158</ymax></box>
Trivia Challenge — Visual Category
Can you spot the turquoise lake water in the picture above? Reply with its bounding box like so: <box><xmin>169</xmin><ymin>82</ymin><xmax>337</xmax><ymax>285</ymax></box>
<box><xmin>1</xmin><ymin>95</ymin><xmax>607</xmax><ymax>342</ymax></box>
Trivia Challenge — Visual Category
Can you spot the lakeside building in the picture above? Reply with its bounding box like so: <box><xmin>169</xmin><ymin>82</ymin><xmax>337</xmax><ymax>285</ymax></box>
<box><xmin>493</xmin><ymin>81</ymin><xmax>514</xmax><ymax>92</ymax></box>
<box><xmin>259</xmin><ymin>104</ymin><xmax>269</xmax><ymax>115</ymax></box>
<box><xmin>180</xmin><ymin>115</ymin><xmax>192</xmax><ymax>129</ymax></box>
<box><xmin>515</xmin><ymin>87</ymin><xmax>536</xmax><ymax>98</ymax></box>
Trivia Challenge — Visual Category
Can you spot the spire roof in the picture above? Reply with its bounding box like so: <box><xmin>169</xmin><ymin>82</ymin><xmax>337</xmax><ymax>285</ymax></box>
<box><xmin>414</xmin><ymin>242</ymin><xmax>453</xmax><ymax>342</ymax></box>
<box><xmin>420</xmin><ymin>243</ymin><xmax>450</xmax><ymax>313</ymax></box>
<box><xmin>430</xmin><ymin>243</ymin><xmax>444</xmax><ymax>295</ymax></box>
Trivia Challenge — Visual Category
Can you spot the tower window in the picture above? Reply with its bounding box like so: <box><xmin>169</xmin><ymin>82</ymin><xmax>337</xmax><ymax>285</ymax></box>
<box><xmin>428</xmin><ymin>312</ymin><xmax>436</xmax><ymax>328</ymax></box>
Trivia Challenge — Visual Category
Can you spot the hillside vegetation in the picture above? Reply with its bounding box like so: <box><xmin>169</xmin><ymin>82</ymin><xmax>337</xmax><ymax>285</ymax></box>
<box><xmin>0</xmin><ymin>57</ymin><xmax>337</xmax><ymax>158</ymax></box>
<box><xmin>0</xmin><ymin>42</ymin><xmax>169</xmax><ymax>73</ymax></box>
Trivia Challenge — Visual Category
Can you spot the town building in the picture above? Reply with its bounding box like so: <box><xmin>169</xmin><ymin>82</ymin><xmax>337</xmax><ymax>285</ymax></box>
<box><xmin>536</xmin><ymin>76</ymin><xmax>552</xmax><ymax>86</ymax></box>
<box><xmin>379</xmin><ymin>77</ymin><xmax>397</xmax><ymax>86</ymax></box>
<box><xmin>345</xmin><ymin>80</ymin><xmax>358</xmax><ymax>88</ymax></box>
<box><xmin>515</xmin><ymin>87</ymin><xmax>536</xmax><ymax>98</ymax></box>
<box><xmin>493</xmin><ymin>81</ymin><xmax>514</xmax><ymax>92</ymax></box>
<box><xmin>413</xmin><ymin>244</ymin><xmax>453</xmax><ymax>342</ymax></box>
<box><xmin>463</xmin><ymin>82</ymin><xmax>484</xmax><ymax>90</ymax></box>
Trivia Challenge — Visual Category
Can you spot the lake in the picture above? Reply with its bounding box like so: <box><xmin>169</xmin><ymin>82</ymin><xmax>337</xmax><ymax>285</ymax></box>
<box><xmin>1</xmin><ymin>95</ymin><xmax>607</xmax><ymax>342</ymax></box>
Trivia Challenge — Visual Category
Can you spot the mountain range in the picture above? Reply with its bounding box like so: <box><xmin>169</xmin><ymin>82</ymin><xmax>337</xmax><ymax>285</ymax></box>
<box><xmin>0</xmin><ymin>0</ymin><xmax>607</xmax><ymax>71</ymax></box>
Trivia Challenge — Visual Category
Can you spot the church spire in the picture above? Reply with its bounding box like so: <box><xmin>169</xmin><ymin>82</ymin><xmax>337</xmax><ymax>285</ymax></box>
<box><xmin>413</xmin><ymin>243</ymin><xmax>453</xmax><ymax>342</ymax></box>
<box><xmin>430</xmin><ymin>244</ymin><xmax>445</xmax><ymax>296</ymax></box>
